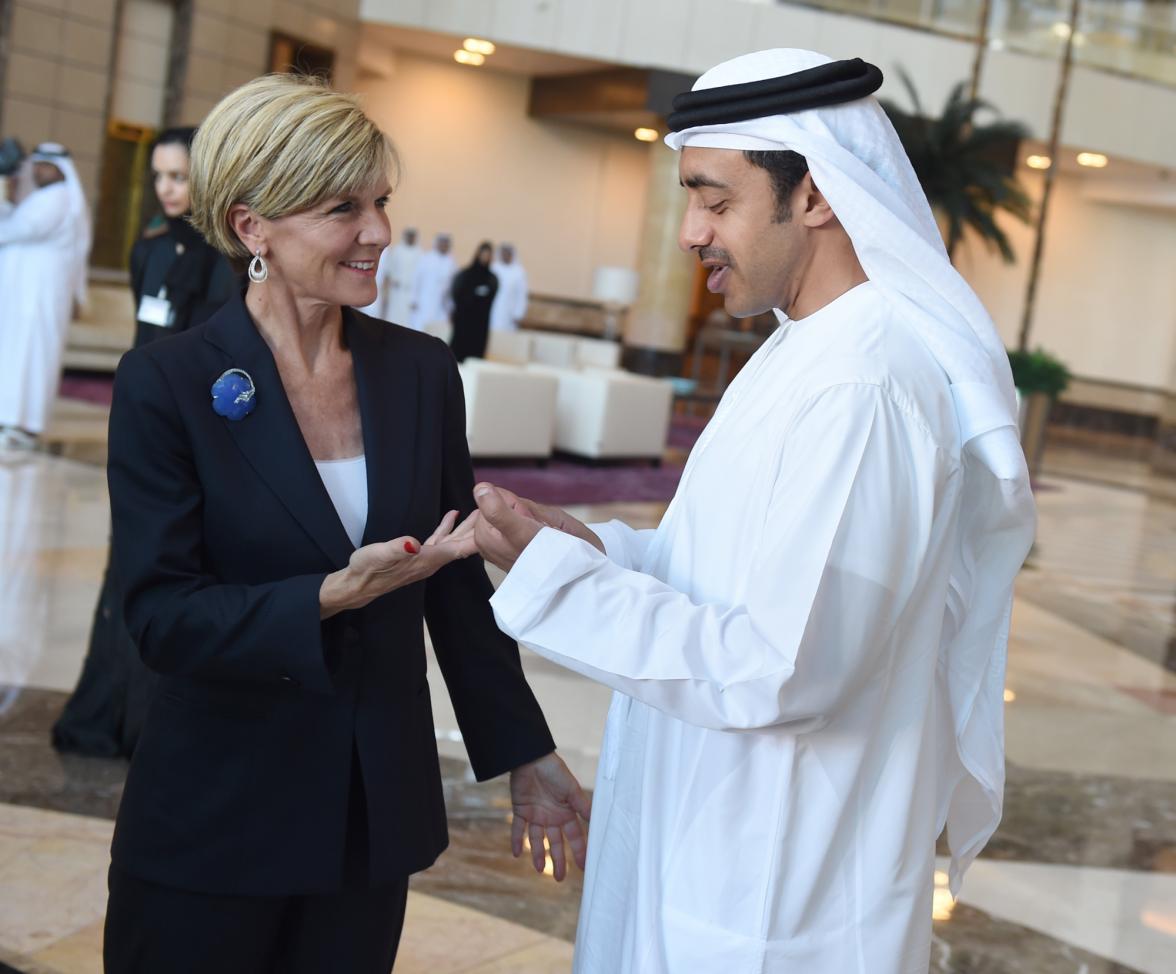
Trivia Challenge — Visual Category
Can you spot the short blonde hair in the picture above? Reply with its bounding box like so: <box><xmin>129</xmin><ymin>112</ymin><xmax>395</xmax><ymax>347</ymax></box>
<box><xmin>189</xmin><ymin>74</ymin><xmax>399</xmax><ymax>259</ymax></box>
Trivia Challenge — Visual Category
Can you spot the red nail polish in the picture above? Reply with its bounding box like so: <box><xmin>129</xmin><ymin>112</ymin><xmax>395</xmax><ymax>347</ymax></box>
<box><xmin>404</xmin><ymin>541</ymin><xmax>417</xmax><ymax>554</ymax></box>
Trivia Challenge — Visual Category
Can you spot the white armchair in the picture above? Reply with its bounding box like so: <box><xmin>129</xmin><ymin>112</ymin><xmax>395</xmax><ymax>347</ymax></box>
<box><xmin>485</xmin><ymin>330</ymin><xmax>532</xmax><ymax>364</ymax></box>
<box><xmin>487</xmin><ymin>329</ymin><xmax>622</xmax><ymax>371</ymax></box>
<box><xmin>528</xmin><ymin>365</ymin><xmax>674</xmax><ymax>461</ymax></box>
<box><xmin>457</xmin><ymin>360</ymin><xmax>557</xmax><ymax>459</ymax></box>
<box><xmin>574</xmin><ymin>336</ymin><xmax>622</xmax><ymax>370</ymax></box>
<box><xmin>527</xmin><ymin>331</ymin><xmax>579</xmax><ymax>369</ymax></box>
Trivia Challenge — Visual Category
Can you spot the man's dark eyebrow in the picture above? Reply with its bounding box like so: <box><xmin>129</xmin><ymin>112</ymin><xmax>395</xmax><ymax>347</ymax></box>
<box><xmin>680</xmin><ymin>174</ymin><xmax>730</xmax><ymax>190</ymax></box>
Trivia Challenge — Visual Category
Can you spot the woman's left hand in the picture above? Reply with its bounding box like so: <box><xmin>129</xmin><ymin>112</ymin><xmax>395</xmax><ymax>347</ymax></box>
<box><xmin>319</xmin><ymin>509</ymin><xmax>479</xmax><ymax>618</ymax></box>
<box><xmin>509</xmin><ymin>752</ymin><xmax>591</xmax><ymax>882</ymax></box>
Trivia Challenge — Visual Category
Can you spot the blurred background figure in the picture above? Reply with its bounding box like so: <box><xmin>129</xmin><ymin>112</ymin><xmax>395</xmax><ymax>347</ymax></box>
<box><xmin>52</xmin><ymin>126</ymin><xmax>232</xmax><ymax>758</ymax></box>
<box><xmin>0</xmin><ymin>142</ymin><xmax>91</xmax><ymax>451</ymax></box>
<box><xmin>489</xmin><ymin>242</ymin><xmax>528</xmax><ymax>333</ymax></box>
<box><xmin>409</xmin><ymin>231</ymin><xmax>455</xmax><ymax>332</ymax></box>
<box><xmin>449</xmin><ymin>240</ymin><xmax>498</xmax><ymax>362</ymax></box>
<box><xmin>0</xmin><ymin>137</ymin><xmax>24</xmax><ymax>204</ymax></box>
<box><xmin>360</xmin><ymin>225</ymin><xmax>419</xmax><ymax>323</ymax></box>
<box><xmin>128</xmin><ymin>127</ymin><xmax>235</xmax><ymax>349</ymax></box>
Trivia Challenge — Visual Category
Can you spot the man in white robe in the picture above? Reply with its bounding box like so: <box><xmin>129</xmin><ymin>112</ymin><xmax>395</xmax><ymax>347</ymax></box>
<box><xmin>409</xmin><ymin>232</ymin><xmax>455</xmax><ymax>332</ymax></box>
<box><xmin>359</xmin><ymin>226</ymin><xmax>420</xmax><ymax>323</ymax></box>
<box><xmin>0</xmin><ymin>143</ymin><xmax>92</xmax><ymax>447</ymax></box>
<box><xmin>489</xmin><ymin>242</ymin><xmax>528</xmax><ymax>332</ymax></box>
<box><xmin>469</xmin><ymin>50</ymin><xmax>1036</xmax><ymax>973</ymax></box>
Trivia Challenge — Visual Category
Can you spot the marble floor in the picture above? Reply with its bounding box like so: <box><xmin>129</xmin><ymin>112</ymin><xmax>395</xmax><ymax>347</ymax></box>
<box><xmin>0</xmin><ymin>399</ymin><xmax>1174</xmax><ymax>972</ymax></box>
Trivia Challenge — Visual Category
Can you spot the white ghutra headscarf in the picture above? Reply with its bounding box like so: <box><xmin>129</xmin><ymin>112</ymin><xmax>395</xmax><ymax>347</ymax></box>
<box><xmin>667</xmin><ymin>49</ymin><xmax>1037</xmax><ymax>894</ymax></box>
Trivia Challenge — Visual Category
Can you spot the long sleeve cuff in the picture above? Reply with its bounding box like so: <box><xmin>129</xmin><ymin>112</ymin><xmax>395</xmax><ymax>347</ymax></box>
<box><xmin>490</xmin><ymin>527</ymin><xmax>595</xmax><ymax>638</ymax></box>
<box><xmin>588</xmin><ymin>520</ymin><xmax>633</xmax><ymax>568</ymax></box>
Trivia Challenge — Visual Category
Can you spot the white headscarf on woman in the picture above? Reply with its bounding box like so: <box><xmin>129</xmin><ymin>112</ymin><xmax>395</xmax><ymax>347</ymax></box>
<box><xmin>666</xmin><ymin>48</ymin><xmax>1036</xmax><ymax>892</ymax></box>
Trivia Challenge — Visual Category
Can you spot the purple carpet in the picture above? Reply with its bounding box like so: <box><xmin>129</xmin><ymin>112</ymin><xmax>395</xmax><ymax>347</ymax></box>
<box><xmin>472</xmin><ymin>457</ymin><xmax>686</xmax><ymax>505</ymax></box>
<box><xmin>474</xmin><ymin>416</ymin><xmax>706</xmax><ymax>504</ymax></box>
<box><xmin>60</xmin><ymin>374</ymin><xmax>115</xmax><ymax>406</ymax></box>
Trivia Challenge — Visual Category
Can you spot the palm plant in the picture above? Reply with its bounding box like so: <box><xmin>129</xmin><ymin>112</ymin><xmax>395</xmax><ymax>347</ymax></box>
<box><xmin>881</xmin><ymin>73</ymin><xmax>1033</xmax><ymax>263</ymax></box>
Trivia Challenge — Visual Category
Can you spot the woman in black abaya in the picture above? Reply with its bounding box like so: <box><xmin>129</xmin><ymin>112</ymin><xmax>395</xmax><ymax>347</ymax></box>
<box><xmin>128</xmin><ymin>128</ymin><xmax>236</xmax><ymax>347</ymax></box>
<box><xmin>448</xmin><ymin>241</ymin><xmax>498</xmax><ymax>362</ymax></box>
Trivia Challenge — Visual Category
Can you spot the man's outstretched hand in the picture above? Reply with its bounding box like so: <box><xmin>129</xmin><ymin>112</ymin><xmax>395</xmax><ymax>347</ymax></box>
<box><xmin>473</xmin><ymin>483</ymin><xmax>604</xmax><ymax>572</ymax></box>
<box><xmin>509</xmin><ymin>752</ymin><xmax>591</xmax><ymax>882</ymax></box>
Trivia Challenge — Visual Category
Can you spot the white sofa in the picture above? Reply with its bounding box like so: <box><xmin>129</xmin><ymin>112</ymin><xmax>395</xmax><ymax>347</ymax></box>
<box><xmin>457</xmin><ymin>359</ymin><xmax>558</xmax><ymax>459</ymax></box>
<box><xmin>486</xmin><ymin>329</ymin><xmax>622</xmax><ymax>370</ymax></box>
<box><xmin>527</xmin><ymin>364</ymin><xmax>674</xmax><ymax>461</ymax></box>
<box><xmin>574</xmin><ymin>336</ymin><xmax>623</xmax><ymax>370</ymax></box>
<box><xmin>484</xmin><ymin>329</ymin><xmax>532</xmax><ymax>364</ymax></box>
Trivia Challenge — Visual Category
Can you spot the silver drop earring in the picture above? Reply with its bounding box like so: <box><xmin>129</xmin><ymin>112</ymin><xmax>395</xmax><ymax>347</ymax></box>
<box><xmin>248</xmin><ymin>250</ymin><xmax>269</xmax><ymax>283</ymax></box>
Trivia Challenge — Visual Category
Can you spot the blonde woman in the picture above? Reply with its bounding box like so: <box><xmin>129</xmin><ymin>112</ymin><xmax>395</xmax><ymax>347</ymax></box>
<box><xmin>102</xmin><ymin>75</ymin><xmax>588</xmax><ymax>972</ymax></box>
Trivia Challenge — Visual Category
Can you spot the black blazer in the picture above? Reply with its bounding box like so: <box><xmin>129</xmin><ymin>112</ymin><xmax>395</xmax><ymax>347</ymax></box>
<box><xmin>107</xmin><ymin>292</ymin><xmax>555</xmax><ymax>896</ymax></box>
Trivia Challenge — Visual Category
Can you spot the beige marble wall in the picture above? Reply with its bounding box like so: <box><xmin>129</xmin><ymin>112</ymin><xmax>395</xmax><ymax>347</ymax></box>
<box><xmin>624</xmin><ymin>142</ymin><xmax>694</xmax><ymax>354</ymax></box>
<box><xmin>0</xmin><ymin>0</ymin><xmax>119</xmax><ymax>204</ymax></box>
<box><xmin>108</xmin><ymin>0</ymin><xmax>173</xmax><ymax>128</ymax></box>
<box><xmin>958</xmin><ymin>166</ymin><xmax>1176</xmax><ymax>406</ymax></box>
<box><xmin>0</xmin><ymin>0</ymin><xmax>364</xmax><ymax>234</ymax></box>
<box><xmin>177</xmin><ymin>0</ymin><xmax>361</xmax><ymax>125</ymax></box>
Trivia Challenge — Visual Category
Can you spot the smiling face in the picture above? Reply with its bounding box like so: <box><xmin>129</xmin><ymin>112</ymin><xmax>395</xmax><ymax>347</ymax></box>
<box><xmin>239</xmin><ymin>179</ymin><xmax>392</xmax><ymax>308</ymax></box>
<box><xmin>678</xmin><ymin>146</ymin><xmax>813</xmax><ymax>318</ymax></box>
<box><xmin>151</xmin><ymin>143</ymin><xmax>191</xmax><ymax>218</ymax></box>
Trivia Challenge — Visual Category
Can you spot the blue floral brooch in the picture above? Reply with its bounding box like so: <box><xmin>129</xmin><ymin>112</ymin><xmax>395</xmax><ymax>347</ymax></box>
<box><xmin>210</xmin><ymin>368</ymin><xmax>256</xmax><ymax>421</ymax></box>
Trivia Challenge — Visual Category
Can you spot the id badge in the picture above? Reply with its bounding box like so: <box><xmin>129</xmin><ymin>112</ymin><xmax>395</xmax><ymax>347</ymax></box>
<box><xmin>138</xmin><ymin>292</ymin><xmax>175</xmax><ymax>327</ymax></box>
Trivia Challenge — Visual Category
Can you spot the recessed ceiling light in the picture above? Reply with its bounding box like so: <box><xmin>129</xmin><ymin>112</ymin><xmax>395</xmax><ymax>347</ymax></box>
<box><xmin>634</xmin><ymin>127</ymin><xmax>659</xmax><ymax>142</ymax></box>
<box><xmin>1077</xmin><ymin>151</ymin><xmax>1108</xmax><ymax>168</ymax></box>
<box><xmin>1026</xmin><ymin>154</ymin><xmax>1052</xmax><ymax>170</ymax></box>
<box><xmin>454</xmin><ymin>49</ymin><xmax>485</xmax><ymax>66</ymax></box>
<box><xmin>463</xmin><ymin>38</ymin><xmax>496</xmax><ymax>56</ymax></box>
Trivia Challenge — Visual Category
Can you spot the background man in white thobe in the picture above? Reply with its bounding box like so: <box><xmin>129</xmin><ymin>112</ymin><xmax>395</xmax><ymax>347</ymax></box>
<box><xmin>359</xmin><ymin>226</ymin><xmax>419</xmax><ymax>323</ymax></box>
<box><xmin>489</xmin><ymin>242</ymin><xmax>528</xmax><ymax>332</ymax></box>
<box><xmin>0</xmin><ymin>143</ymin><xmax>92</xmax><ymax>449</ymax></box>
<box><xmin>470</xmin><ymin>50</ymin><xmax>1036</xmax><ymax>974</ymax></box>
<box><xmin>409</xmin><ymin>231</ymin><xmax>455</xmax><ymax>332</ymax></box>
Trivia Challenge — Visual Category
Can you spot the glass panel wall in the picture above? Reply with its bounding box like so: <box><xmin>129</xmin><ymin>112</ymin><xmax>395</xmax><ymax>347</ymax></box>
<box><xmin>755</xmin><ymin>0</ymin><xmax>1176</xmax><ymax>87</ymax></box>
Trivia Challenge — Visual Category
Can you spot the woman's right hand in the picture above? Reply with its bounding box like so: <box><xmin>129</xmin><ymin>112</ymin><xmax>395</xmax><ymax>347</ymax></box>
<box><xmin>319</xmin><ymin>509</ymin><xmax>478</xmax><ymax>618</ymax></box>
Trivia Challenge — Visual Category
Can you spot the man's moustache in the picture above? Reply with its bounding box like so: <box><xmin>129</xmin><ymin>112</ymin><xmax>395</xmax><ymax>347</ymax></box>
<box><xmin>698</xmin><ymin>247</ymin><xmax>732</xmax><ymax>266</ymax></box>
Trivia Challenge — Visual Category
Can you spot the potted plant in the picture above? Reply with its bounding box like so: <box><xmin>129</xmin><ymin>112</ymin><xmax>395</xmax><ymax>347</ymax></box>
<box><xmin>881</xmin><ymin>74</ymin><xmax>1033</xmax><ymax>263</ymax></box>
<box><xmin>1008</xmin><ymin>347</ymin><xmax>1070</xmax><ymax>478</ymax></box>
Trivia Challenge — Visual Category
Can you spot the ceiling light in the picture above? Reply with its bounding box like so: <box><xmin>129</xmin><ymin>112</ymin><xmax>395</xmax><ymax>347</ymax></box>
<box><xmin>463</xmin><ymin>38</ymin><xmax>496</xmax><ymax>56</ymax></box>
<box><xmin>1051</xmin><ymin>22</ymin><xmax>1072</xmax><ymax>40</ymax></box>
<box><xmin>1077</xmin><ymin>151</ymin><xmax>1108</xmax><ymax>168</ymax></box>
<box><xmin>1026</xmin><ymin>155</ymin><xmax>1051</xmax><ymax>170</ymax></box>
<box><xmin>454</xmin><ymin>49</ymin><xmax>485</xmax><ymax>66</ymax></box>
<box><xmin>634</xmin><ymin>127</ymin><xmax>659</xmax><ymax>142</ymax></box>
<box><xmin>1003</xmin><ymin>688</ymin><xmax>1017</xmax><ymax>703</ymax></box>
